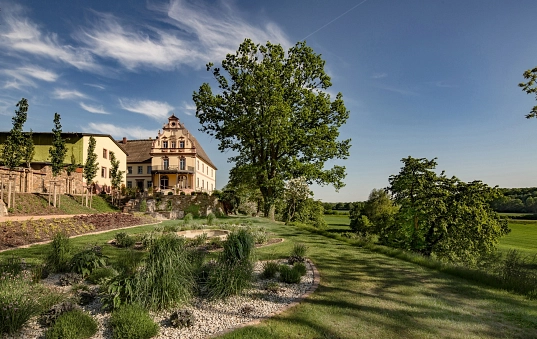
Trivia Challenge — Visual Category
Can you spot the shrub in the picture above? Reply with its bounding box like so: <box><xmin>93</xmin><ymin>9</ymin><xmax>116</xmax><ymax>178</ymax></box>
<box><xmin>183</xmin><ymin>213</ymin><xmax>194</xmax><ymax>226</ymax></box>
<box><xmin>46</xmin><ymin>232</ymin><xmax>72</xmax><ymax>273</ymax></box>
<box><xmin>115</xmin><ymin>232</ymin><xmax>136</xmax><ymax>248</ymax></box>
<box><xmin>208</xmin><ymin>237</ymin><xmax>223</xmax><ymax>249</ymax></box>
<box><xmin>222</xmin><ymin>228</ymin><xmax>255</xmax><ymax>265</ymax></box>
<box><xmin>184</xmin><ymin>205</ymin><xmax>200</xmax><ymax>217</ymax></box>
<box><xmin>261</xmin><ymin>261</ymin><xmax>280</xmax><ymax>279</ymax></box>
<box><xmin>0</xmin><ymin>255</ymin><xmax>25</xmax><ymax>276</ymax></box>
<box><xmin>207</xmin><ymin>212</ymin><xmax>216</xmax><ymax>225</ymax></box>
<box><xmin>86</xmin><ymin>266</ymin><xmax>118</xmax><ymax>284</ymax></box>
<box><xmin>40</xmin><ymin>301</ymin><xmax>80</xmax><ymax>327</ymax></box>
<box><xmin>139</xmin><ymin>199</ymin><xmax>148</xmax><ymax>213</ymax></box>
<box><xmin>69</xmin><ymin>246</ymin><xmax>107</xmax><ymax>277</ymax></box>
<box><xmin>0</xmin><ymin>271</ymin><xmax>62</xmax><ymax>335</ymax></box>
<box><xmin>102</xmin><ymin>274</ymin><xmax>137</xmax><ymax>310</ymax></box>
<box><xmin>44</xmin><ymin>309</ymin><xmax>97</xmax><ymax>339</ymax></box>
<box><xmin>167</xmin><ymin>191</ymin><xmax>173</xmax><ymax>195</ymax></box>
<box><xmin>110</xmin><ymin>303</ymin><xmax>159</xmax><ymax>339</ymax></box>
<box><xmin>279</xmin><ymin>265</ymin><xmax>302</xmax><ymax>284</ymax></box>
<box><xmin>251</xmin><ymin>228</ymin><xmax>268</xmax><ymax>244</ymax></box>
<box><xmin>163</xmin><ymin>224</ymin><xmax>179</xmax><ymax>233</ymax></box>
<box><xmin>293</xmin><ymin>262</ymin><xmax>307</xmax><ymax>276</ymax></box>
<box><xmin>288</xmin><ymin>243</ymin><xmax>307</xmax><ymax>264</ymax></box>
<box><xmin>204</xmin><ymin>260</ymin><xmax>253</xmax><ymax>299</ymax></box>
<box><xmin>113</xmin><ymin>249</ymin><xmax>144</xmax><ymax>275</ymax></box>
<box><xmin>265</xmin><ymin>281</ymin><xmax>280</xmax><ymax>293</ymax></box>
<box><xmin>134</xmin><ymin>234</ymin><xmax>194</xmax><ymax>310</ymax></box>
<box><xmin>189</xmin><ymin>233</ymin><xmax>208</xmax><ymax>247</ymax></box>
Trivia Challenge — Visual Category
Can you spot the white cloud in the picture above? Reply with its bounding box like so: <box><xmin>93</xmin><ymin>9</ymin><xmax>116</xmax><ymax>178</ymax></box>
<box><xmin>371</xmin><ymin>73</ymin><xmax>387</xmax><ymax>79</ymax></box>
<box><xmin>80</xmin><ymin>102</ymin><xmax>108</xmax><ymax>114</ymax></box>
<box><xmin>181</xmin><ymin>101</ymin><xmax>196</xmax><ymax>116</ymax></box>
<box><xmin>0</xmin><ymin>7</ymin><xmax>98</xmax><ymax>71</ymax></box>
<box><xmin>82</xmin><ymin>122</ymin><xmax>157</xmax><ymax>140</ymax></box>
<box><xmin>119</xmin><ymin>98</ymin><xmax>173</xmax><ymax>120</ymax></box>
<box><xmin>17</xmin><ymin>66</ymin><xmax>58</xmax><ymax>82</ymax></box>
<box><xmin>76</xmin><ymin>0</ymin><xmax>291</xmax><ymax>70</ymax></box>
<box><xmin>84</xmin><ymin>83</ymin><xmax>106</xmax><ymax>90</ymax></box>
<box><xmin>2</xmin><ymin>66</ymin><xmax>58</xmax><ymax>89</ymax></box>
<box><xmin>53</xmin><ymin>89</ymin><xmax>89</xmax><ymax>100</ymax></box>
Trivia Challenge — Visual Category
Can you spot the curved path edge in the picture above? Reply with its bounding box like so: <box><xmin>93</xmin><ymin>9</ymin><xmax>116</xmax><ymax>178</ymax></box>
<box><xmin>208</xmin><ymin>258</ymin><xmax>321</xmax><ymax>338</ymax></box>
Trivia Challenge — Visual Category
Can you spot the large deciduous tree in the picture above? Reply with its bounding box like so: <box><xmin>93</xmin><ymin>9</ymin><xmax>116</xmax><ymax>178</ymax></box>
<box><xmin>519</xmin><ymin>67</ymin><xmax>537</xmax><ymax>118</ymax></box>
<box><xmin>83</xmin><ymin>136</ymin><xmax>98</xmax><ymax>207</ymax></box>
<box><xmin>193</xmin><ymin>39</ymin><xmax>351</xmax><ymax>219</ymax></box>
<box><xmin>387</xmin><ymin>156</ymin><xmax>510</xmax><ymax>264</ymax></box>
<box><xmin>49</xmin><ymin>113</ymin><xmax>67</xmax><ymax>207</ymax></box>
<box><xmin>1</xmin><ymin>98</ymin><xmax>29</xmax><ymax>208</ymax></box>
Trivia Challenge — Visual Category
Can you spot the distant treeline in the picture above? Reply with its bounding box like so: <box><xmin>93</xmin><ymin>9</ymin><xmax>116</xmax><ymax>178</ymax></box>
<box><xmin>326</xmin><ymin>187</ymin><xmax>537</xmax><ymax>215</ymax></box>
<box><xmin>490</xmin><ymin>187</ymin><xmax>537</xmax><ymax>213</ymax></box>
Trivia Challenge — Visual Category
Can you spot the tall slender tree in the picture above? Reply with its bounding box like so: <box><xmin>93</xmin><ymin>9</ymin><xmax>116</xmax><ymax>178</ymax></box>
<box><xmin>22</xmin><ymin>129</ymin><xmax>35</xmax><ymax>193</ymax></box>
<box><xmin>109</xmin><ymin>151</ymin><xmax>124</xmax><ymax>207</ymax></box>
<box><xmin>83</xmin><ymin>136</ymin><xmax>98</xmax><ymax>207</ymax></box>
<box><xmin>49</xmin><ymin>113</ymin><xmax>67</xmax><ymax>207</ymax></box>
<box><xmin>1</xmin><ymin>98</ymin><xmax>28</xmax><ymax>208</ymax></box>
<box><xmin>65</xmin><ymin>153</ymin><xmax>78</xmax><ymax>195</ymax></box>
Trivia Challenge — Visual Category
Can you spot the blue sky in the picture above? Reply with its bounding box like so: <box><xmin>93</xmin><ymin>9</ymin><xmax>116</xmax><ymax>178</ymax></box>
<box><xmin>1</xmin><ymin>0</ymin><xmax>537</xmax><ymax>202</ymax></box>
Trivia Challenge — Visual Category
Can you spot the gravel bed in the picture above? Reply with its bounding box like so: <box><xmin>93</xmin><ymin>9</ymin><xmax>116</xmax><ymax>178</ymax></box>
<box><xmin>4</xmin><ymin>260</ymin><xmax>315</xmax><ymax>339</ymax></box>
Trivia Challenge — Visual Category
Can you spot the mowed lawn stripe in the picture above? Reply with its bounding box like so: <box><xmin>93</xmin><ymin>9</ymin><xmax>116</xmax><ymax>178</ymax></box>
<box><xmin>218</xmin><ymin>218</ymin><xmax>537</xmax><ymax>339</ymax></box>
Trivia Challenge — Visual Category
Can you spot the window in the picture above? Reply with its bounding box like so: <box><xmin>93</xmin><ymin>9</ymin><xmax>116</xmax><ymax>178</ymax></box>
<box><xmin>211</xmin><ymin>169</ymin><xmax>213</xmax><ymax>177</ymax></box>
<box><xmin>197</xmin><ymin>160</ymin><xmax>199</xmax><ymax>170</ymax></box>
<box><xmin>171</xmin><ymin>141</ymin><xmax>176</xmax><ymax>148</ymax></box>
<box><xmin>202</xmin><ymin>179</ymin><xmax>204</xmax><ymax>189</ymax></box>
<box><xmin>162</xmin><ymin>141</ymin><xmax>168</xmax><ymax>148</ymax></box>
<box><xmin>103</xmin><ymin>149</ymin><xmax>108</xmax><ymax>159</ymax></box>
<box><xmin>163</xmin><ymin>158</ymin><xmax>169</xmax><ymax>170</ymax></box>
<box><xmin>179</xmin><ymin>140</ymin><xmax>185</xmax><ymax>148</ymax></box>
<box><xmin>101</xmin><ymin>167</ymin><xmax>107</xmax><ymax>178</ymax></box>
<box><xmin>202</xmin><ymin>163</ymin><xmax>204</xmax><ymax>172</ymax></box>
<box><xmin>211</xmin><ymin>183</ymin><xmax>213</xmax><ymax>191</ymax></box>
<box><xmin>137</xmin><ymin>166</ymin><xmax>143</xmax><ymax>174</ymax></box>
<box><xmin>109</xmin><ymin>169</ymin><xmax>112</xmax><ymax>178</ymax></box>
<box><xmin>147</xmin><ymin>181</ymin><xmax>152</xmax><ymax>188</ymax></box>
<box><xmin>180</xmin><ymin>158</ymin><xmax>186</xmax><ymax>170</ymax></box>
<box><xmin>127</xmin><ymin>181</ymin><xmax>132</xmax><ymax>188</ymax></box>
<box><xmin>197</xmin><ymin>178</ymin><xmax>199</xmax><ymax>187</ymax></box>
<box><xmin>147</xmin><ymin>166</ymin><xmax>152</xmax><ymax>174</ymax></box>
<box><xmin>160</xmin><ymin>175</ymin><xmax>169</xmax><ymax>189</ymax></box>
<box><xmin>127</xmin><ymin>166</ymin><xmax>132</xmax><ymax>174</ymax></box>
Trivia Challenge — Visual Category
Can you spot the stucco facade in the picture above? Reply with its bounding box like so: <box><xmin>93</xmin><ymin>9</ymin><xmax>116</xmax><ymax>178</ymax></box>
<box><xmin>121</xmin><ymin>115</ymin><xmax>217</xmax><ymax>195</ymax></box>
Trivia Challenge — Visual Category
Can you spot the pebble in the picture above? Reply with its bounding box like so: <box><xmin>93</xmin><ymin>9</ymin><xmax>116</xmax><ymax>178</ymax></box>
<box><xmin>3</xmin><ymin>260</ymin><xmax>315</xmax><ymax>339</ymax></box>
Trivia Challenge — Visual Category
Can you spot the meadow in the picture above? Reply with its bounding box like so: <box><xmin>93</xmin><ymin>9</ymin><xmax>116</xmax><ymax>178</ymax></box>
<box><xmin>2</xmin><ymin>215</ymin><xmax>536</xmax><ymax>338</ymax></box>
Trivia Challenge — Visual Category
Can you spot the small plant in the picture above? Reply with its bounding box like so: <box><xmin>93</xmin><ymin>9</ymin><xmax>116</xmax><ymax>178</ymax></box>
<box><xmin>204</xmin><ymin>260</ymin><xmax>253</xmax><ymax>299</ymax></box>
<box><xmin>261</xmin><ymin>261</ymin><xmax>280</xmax><ymax>279</ymax></box>
<box><xmin>222</xmin><ymin>228</ymin><xmax>255</xmax><ymax>264</ymax></box>
<box><xmin>163</xmin><ymin>224</ymin><xmax>179</xmax><ymax>233</ymax></box>
<box><xmin>114</xmin><ymin>249</ymin><xmax>144</xmax><ymax>275</ymax></box>
<box><xmin>46</xmin><ymin>232</ymin><xmax>72</xmax><ymax>273</ymax></box>
<box><xmin>102</xmin><ymin>274</ymin><xmax>137</xmax><ymax>310</ymax></box>
<box><xmin>265</xmin><ymin>281</ymin><xmax>280</xmax><ymax>293</ymax></box>
<box><xmin>69</xmin><ymin>245</ymin><xmax>107</xmax><ymax>277</ymax></box>
<box><xmin>279</xmin><ymin>264</ymin><xmax>302</xmax><ymax>284</ymax></box>
<box><xmin>190</xmin><ymin>233</ymin><xmax>208</xmax><ymax>247</ymax></box>
<box><xmin>115</xmin><ymin>232</ymin><xmax>136</xmax><ymax>248</ymax></box>
<box><xmin>288</xmin><ymin>243</ymin><xmax>307</xmax><ymax>265</ymax></box>
<box><xmin>240</xmin><ymin>304</ymin><xmax>254</xmax><ymax>315</ymax></box>
<box><xmin>0</xmin><ymin>255</ymin><xmax>25</xmax><ymax>276</ymax></box>
<box><xmin>44</xmin><ymin>309</ymin><xmax>98</xmax><ymax>339</ymax></box>
<box><xmin>208</xmin><ymin>237</ymin><xmax>223</xmax><ymax>249</ymax></box>
<box><xmin>40</xmin><ymin>301</ymin><xmax>81</xmax><ymax>327</ymax></box>
<box><xmin>110</xmin><ymin>303</ymin><xmax>159</xmax><ymax>339</ymax></box>
<box><xmin>207</xmin><ymin>212</ymin><xmax>216</xmax><ymax>225</ymax></box>
<box><xmin>59</xmin><ymin>273</ymin><xmax>83</xmax><ymax>286</ymax></box>
<box><xmin>169</xmin><ymin>309</ymin><xmax>195</xmax><ymax>328</ymax></box>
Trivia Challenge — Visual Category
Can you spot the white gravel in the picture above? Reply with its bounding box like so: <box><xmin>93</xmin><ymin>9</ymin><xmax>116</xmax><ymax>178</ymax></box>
<box><xmin>4</xmin><ymin>260</ymin><xmax>315</xmax><ymax>339</ymax></box>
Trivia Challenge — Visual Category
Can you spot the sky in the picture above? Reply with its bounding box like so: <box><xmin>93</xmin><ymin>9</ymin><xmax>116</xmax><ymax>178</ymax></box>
<box><xmin>1</xmin><ymin>0</ymin><xmax>537</xmax><ymax>202</ymax></box>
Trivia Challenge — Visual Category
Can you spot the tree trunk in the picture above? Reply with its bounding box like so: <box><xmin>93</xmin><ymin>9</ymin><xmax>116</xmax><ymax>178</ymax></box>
<box><xmin>53</xmin><ymin>182</ymin><xmax>57</xmax><ymax>207</ymax></box>
<box><xmin>7</xmin><ymin>180</ymin><xmax>12</xmax><ymax>209</ymax></box>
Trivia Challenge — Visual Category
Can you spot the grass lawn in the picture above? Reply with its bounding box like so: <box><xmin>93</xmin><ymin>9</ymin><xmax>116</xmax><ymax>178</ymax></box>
<box><xmin>2</xmin><ymin>216</ymin><xmax>537</xmax><ymax>338</ymax></box>
<box><xmin>498</xmin><ymin>220</ymin><xmax>537</xmax><ymax>256</ymax></box>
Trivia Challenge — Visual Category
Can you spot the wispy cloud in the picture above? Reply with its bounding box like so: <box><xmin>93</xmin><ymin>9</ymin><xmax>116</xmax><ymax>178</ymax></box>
<box><xmin>82</xmin><ymin>122</ymin><xmax>157</xmax><ymax>139</ymax></box>
<box><xmin>76</xmin><ymin>0</ymin><xmax>291</xmax><ymax>70</ymax></box>
<box><xmin>0</xmin><ymin>6</ymin><xmax>98</xmax><ymax>71</ymax></box>
<box><xmin>119</xmin><ymin>98</ymin><xmax>173</xmax><ymax>120</ymax></box>
<box><xmin>2</xmin><ymin>66</ymin><xmax>58</xmax><ymax>89</ymax></box>
<box><xmin>84</xmin><ymin>83</ymin><xmax>106</xmax><ymax>90</ymax></box>
<box><xmin>80</xmin><ymin>102</ymin><xmax>108</xmax><ymax>114</ymax></box>
<box><xmin>180</xmin><ymin>101</ymin><xmax>196</xmax><ymax>116</ymax></box>
<box><xmin>374</xmin><ymin>85</ymin><xmax>418</xmax><ymax>96</ymax></box>
<box><xmin>371</xmin><ymin>73</ymin><xmax>387</xmax><ymax>79</ymax></box>
<box><xmin>53</xmin><ymin>89</ymin><xmax>89</xmax><ymax>100</ymax></box>
<box><xmin>426</xmin><ymin>81</ymin><xmax>456</xmax><ymax>88</ymax></box>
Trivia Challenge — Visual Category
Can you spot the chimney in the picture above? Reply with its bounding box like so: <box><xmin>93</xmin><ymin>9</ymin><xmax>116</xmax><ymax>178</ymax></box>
<box><xmin>122</xmin><ymin>137</ymin><xmax>127</xmax><ymax>144</ymax></box>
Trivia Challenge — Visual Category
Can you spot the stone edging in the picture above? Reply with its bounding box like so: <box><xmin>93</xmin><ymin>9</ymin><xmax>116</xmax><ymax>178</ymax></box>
<box><xmin>208</xmin><ymin>258</ymin><xmax>321</xmax><ymax>338</ymax></box>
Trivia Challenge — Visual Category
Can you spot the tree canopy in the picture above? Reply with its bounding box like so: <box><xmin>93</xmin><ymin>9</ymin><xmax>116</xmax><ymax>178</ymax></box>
<box><xmin>519</xmin><ymin>67</ymin><xmax>537</xmax><ymax>118</ymax></box>
<box><xmin>193</xmin><ymin>39</ymin><xmax>351</xmax><ymax>218</ymax></box>
<box><xmin>2</xmin><ymin>98</ymin><xmax>28</xmax><ymax>170</ymax></box>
